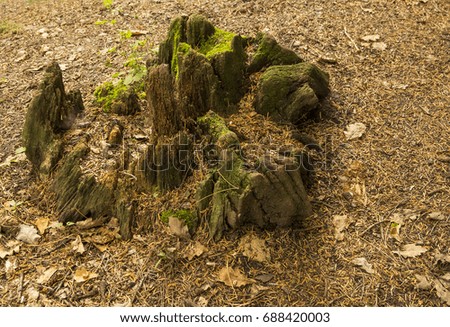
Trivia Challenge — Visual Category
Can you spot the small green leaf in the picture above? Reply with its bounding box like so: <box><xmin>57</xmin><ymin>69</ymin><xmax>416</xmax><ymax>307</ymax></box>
<box><xmin>15</xmin><ymin>147</ymin><xmax>26</xmax><ymax>154</ymax></box>
<box><xmin>123</xmin><ymin>74</ymin><xmax>133</xmax><ymax>85</ymax></box>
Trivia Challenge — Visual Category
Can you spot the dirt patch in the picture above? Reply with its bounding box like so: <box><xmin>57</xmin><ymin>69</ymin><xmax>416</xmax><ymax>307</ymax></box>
<box><xmin>0</xmin><ymin>0</ymin><xmax>449</xmax><ymax>306</ymax></box>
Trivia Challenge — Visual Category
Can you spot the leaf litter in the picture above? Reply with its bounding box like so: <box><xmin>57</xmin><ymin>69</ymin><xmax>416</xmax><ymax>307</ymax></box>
<box><xmin>393</xmin><ymin>244</ymin><xmax>428</xmax><ymax>258</ymax></box>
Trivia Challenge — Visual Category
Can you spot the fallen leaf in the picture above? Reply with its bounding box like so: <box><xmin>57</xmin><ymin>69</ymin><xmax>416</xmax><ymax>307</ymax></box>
<box><xmin>344</xmin><ymin>123</ymin><xmax>367</xmax><ymax>140</ymax></box>
<box><xmin>84</xmin><ymin>229</ymin><xmax>116</xmax><ymax>245</ymax></box>
<box><xmin>37</xmin><ymin>267</ymin><xmax>58</xmax><ymax>284</ymax></box>
<box><xmin>26</xmin><ymin>286</ymin><xmax>40</xmax><ymax>302</ymax></box>
<box><xmin>239</xmin><ymin>235</ymin><xmax>271</xmax><ymax>262</ymax></box>
<box><xmin>361</xmin><ymin>34</ymin><xmax>380</xmax><ymax>42</ymax></box>
<box><xmin>15</xmin><ymin>147</ymin><xmax>26</xmax><ymax>154</ymax></box>
<box><xmin>440</xmin><ymin>273</ymin><xmax>450</xmax><ymax>282</ymax></box>
<box><xmin>372</xmin><ymin>42</ymin><xmax>387</xmax><ymax>51</ymax></box>
<box><xmin>71</xmin><ymin>235</ymin><xmax>85</xmax><ymax>254</ymax></box>
<box><xmin>168</xmin><ymin>216</ymin><xmax>190</xmax><ymax>239</ymax></box>
<box><xmin>333</xmin><ymin>215</ymin><xmax>353</xmax><ymax>241</ymax></box>
<box><xmin>428</xmin><ymin>212</ymin><xmax>446</xmax><ymax>221</ymax></box>
<box><xmin>389</xmin><ymin>213</ymin><xmax>404</xmax><ymax>241</ymax></box>
<box><xmin>254</xmin><ymin>273</ymin><xmax>275</xmax><ymax>283</ymax></box>
<box><xmin>16</xmin><ymin>224</ymin><xmax>41</xmax><ymax>244</ymax></box>
<box><xmin>352</xmin><ymin>257</ymin><xmax>375</xmax><ymax>274</ymax></box>
<box><xmin>74</xmin><ymin>267</ymin><xmax>99</xmax><ymax>283</ymax></box>
<box><xmin>92</xmin><ymin>243</ymin><xmax>108</xmax><ymax>252</ymax></box>
<box><xmin>434</xmin><ymin>282</ymin><xmax>450</xmax><ymax>305</ymax></box>
<box><xmin>5</xmin><ymin>258</ymin><xmax>17</xmax><ymax>275</ymax></box>
<box><xmin>392</xmin><ymin>83</ymin><xmax>408</xmax><ymax>90</ymax></box>
<box><xmin>217</xmin><ymin>266</ymin><xmax>254</xmax><ymax>288</ymax></box>
<box><xmin>35</xmin><ymin>217</ymin><xmax>50</xmax><ymax>235</ymax></box>
<box><xmin>0</xmin><ymin>240</ymin><xmax>21</xmax><ymax>259</ymax></box>
<box><xmin>435</xmin><ymin>253</ymin><xmax>450</xmax><ymax>264</ymax></box>
<box><xmin>393</xmin><ymin>244</ymin><xmax>427</xmax><ymax>258</ymax></box>
<box><xmin>415</xmin><ymin>274</ymin><xmax>432</xmax><ymax>290</ymax></box>
<box><xmin>184</xmin><ymin>241</ymin><xmax>207</xmax><ymax>261</ymax></box>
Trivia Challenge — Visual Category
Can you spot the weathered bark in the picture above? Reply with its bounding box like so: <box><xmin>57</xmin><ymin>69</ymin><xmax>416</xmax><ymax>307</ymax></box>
<box><xmin>254</xmin><ymin>62</ymin><xmax>330</xmax><ymax>124</ymax></box>
<box><xmin>248</xmin><ymin>33</ymin><xmax>303</xmax><ymax>73</ymax></box>
<box><xmin>134</xmin><ymin>132</ymin><xmax>194</xmax><ymax>192</ymax></box>
<box><xmin>22</xmin><ymin>62</ymin><xmax>83</xmax><ymax>176</ymax></box>
<box><xmin>196</xmin><ymin>112</ymin><xmax>312</xmax><ymax>240</ymax></box>
<box><xmin>53</xmin><ymin>140</ymin><xmax>117</xmax><ymax>223</ymax></box>
<box><xmin>147</xmin><ymin>64</ymin><xmax>181</xmax><ymax>136</ymax></box>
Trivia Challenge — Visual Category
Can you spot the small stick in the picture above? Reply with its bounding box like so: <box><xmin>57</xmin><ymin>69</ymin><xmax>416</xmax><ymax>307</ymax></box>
<box><xmin>344</xmin><ymin>27</ymin><xmax>360</xmax><ymax>51</ymax></box>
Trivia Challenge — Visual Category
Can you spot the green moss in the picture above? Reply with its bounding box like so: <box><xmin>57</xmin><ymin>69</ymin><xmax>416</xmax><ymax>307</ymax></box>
<box><xmin>0</xmin><ymin>20</ymin><xmax>22</xmax><ymax>35</ymax></box>
<box><xmin>94</xmin><ymin>80</ymin><xmax>128</xmax><ymax>112</ymax></box>
<box><xmin>248</xmin><ymin>33</ymin><xmax>302</xmax><ymax>73</ymax></box>
<box><xmin>160</xmin><ymin>209</ymin><xmax>198</xmax><ymax>230</ymax></box>
<box><xmin>197</xmin><ymin>111</ymin><xmax>228</xmax><ymax>137</ymax></box>
<box><xmin>198</xmin><ymin>28</ymin><xmax>235</xmax><ymax>59</ymax></box>
<box><xmin>178</xmin><ymin>42</ymin><xmax>191</xmax><ymax>54</ymax></box>
<box><xmin>168</xmin><ymin>18</ymin><xmax>185</xmax><ymax>78</ymax></box>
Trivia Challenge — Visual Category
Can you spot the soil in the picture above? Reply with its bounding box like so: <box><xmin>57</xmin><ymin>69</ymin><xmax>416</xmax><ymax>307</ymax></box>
<box><xmin>0</xmin><ymin>0</ymin><xmax>449</xmax><ymax>306</ymax></box>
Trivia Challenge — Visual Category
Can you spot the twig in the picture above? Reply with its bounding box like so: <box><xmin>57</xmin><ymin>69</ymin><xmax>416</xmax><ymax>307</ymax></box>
<box><xmin>360</xmin><ymin>220</ymin><xmax>390</xmax><ymax>236</ymax></box>
<box><xmin>344</xmin><ymin>27</ymin><xmax>360</xmax><ymax>51</ymax></box>
<box><xmin>17</xmin><ymin>273</ymin><xmax>24</xmax><ymax>304</ymax></box>
<box><xmin>72</xmin><ymin>289</ymin><xmax>99</xmax><ymax>301</ymax></box>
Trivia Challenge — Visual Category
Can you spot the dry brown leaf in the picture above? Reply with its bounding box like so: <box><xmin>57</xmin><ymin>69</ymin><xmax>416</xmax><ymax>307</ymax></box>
<box><xmin>16</xmin><ymin>224</ymin><xmax>41</xmax><ymax>244</ymax></box>
<box><xmin>71</xmin><ymin>235</ymin><xmax>85</xmax><ymax>254</ymax></box>
<box><xmin>440</xmin><ymin>273</ymin><xmax>450</xmax><ymax>282</ymax></box>
<box><xmin>35</xmin><ymin>217</ymin><xmax>49</xmax><ymax>235</ymax></box>
<box><xmin>85</xmin><ymin>229</ymin><xmax>116</xmax><ymax>245</ymax></box>
<box><xmin>168</xmin><ymin>217</ymin><xmax>190</xmax><ymax>239</ymax></box>
<box><xmin>372</xmin><ymin>42</ymin><xmax>387</xmax><ymax>51</ymax></box>
<box><xmin>73</xmin><ymin>267</ymin><xmax>99</xmax><ymax>283</ymax></box>
<box><xmin>333</xmin><ymin>215</ymin><xmax>353</xmax><ymax>241</ymax></box>
<box><xmin>352</xmin><ymin>257</ymin><xmax>375</xmax><ymax>274</ymax></box>
<box><xmin>217</xmin><ymin>266</ymin><xmax>254</xmax><ymax>288</ymax></box>
<box><xmin>26</xmin><ymin>286</ymin><xmax>40</xmax><ymax>302</ymax></box>
<box><xmin>393</xmin><ymin>244</ymin><xmax>427</xmax><ymax>258</ymax></box>
<box><xmin>37</xmin><ymin>267</ymin><xmax>58</xmax><ymax>284</ymax></box>
<box><xmin>239</xmin><ymin>235</ymin><xmax>271</xmax><ymax>262</ymax></box>
<box><xmin>361</xmin><ymin>34</ymin><xmax>380</xmax><ymax>42</ymax></box>
<box><xmin>435</xmin><ymin>253</ymin><xmax>450</xmax><ymax>263</ymax></box>
<box><xmin>255</xmin><ymin>273</ymin><xmax>275</xmax><ymax>283</ymax></box>
<box><xmin>428</xmin><ymin>212</ymin><xmax>446</xmax><ymax>221</ymax></box>
<box><xmin>434</xmin><ymin>282</ymin><xmax>450</xmax><ymax>306</ymax></box>
<box><xmin>415</xmin><ymin>274</ymin><xmax>432</xmax><ymax>290</ymax></box>
<box><xmin>0</xmin><ymin>240</ymin><xmax>21</xmax><ymax>259</ymax></box>
<box><xmin>344</xmin><ymin>123</ymin><xmax>366</xmax><ymax>140</ymax></box>
<box><xmin>184</xmin><ymin>241</ymin><xmax>207</xmax><ymax>260</ymax></box>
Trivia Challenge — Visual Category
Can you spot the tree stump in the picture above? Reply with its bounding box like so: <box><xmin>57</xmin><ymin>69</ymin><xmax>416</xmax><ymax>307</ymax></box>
<box><xmin>22</xmin><ymin>62</ymin><xmax>83</xmax><ymax>176</ymax></box>
<box><xmin>23</xmin><ymin>15</ymin><xmax>330</xmax><ymax>241</ymax></box>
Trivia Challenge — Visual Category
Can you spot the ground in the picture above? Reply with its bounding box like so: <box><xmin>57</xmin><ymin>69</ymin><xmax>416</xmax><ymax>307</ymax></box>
<box><xmin>0</xmin><ymin>0</ymin><xmax>449</xmax><ymax>306</ymax></box>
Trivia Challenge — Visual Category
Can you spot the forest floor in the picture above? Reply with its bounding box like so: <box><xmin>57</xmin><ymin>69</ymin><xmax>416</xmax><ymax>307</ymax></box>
<box><xmin>0</xmin><ymin>0</ymin><xmax>449</xmax><ymax>306</ymax></box>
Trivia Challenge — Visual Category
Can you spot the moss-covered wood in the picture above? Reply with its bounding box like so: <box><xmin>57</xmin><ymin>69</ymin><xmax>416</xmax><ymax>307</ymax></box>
<box><xmin>196</xmin><ymin>112</ymin><xmax>312</xmax><ymax>240</ymax></box>
<box><xmin>254</xmin><ymin>62</ymin><xmax>330</xmax><ymax>124</ymax></box>
<box><xmin>248</xmin><ymin>33</ymin><xmax>303</xmax><ymax>73</ymax></box>
<box><xmin>22</xmin><ymin>62</ymin><xmax>83</xmax><ymax>176</ymax></box>
<box><xmin>134</xmin><ymin>132</ymin><xmax>194</xmax><ymax>192</ymax></box>
<box><xmin>23</xmin><ymin>15</ymin><xmax>330</xmax><ymax>242</ymax></box>
<box><xmin>53</xmin><ymin>140</ymin><xmax>118</xmax><ymax>223</ymax></box>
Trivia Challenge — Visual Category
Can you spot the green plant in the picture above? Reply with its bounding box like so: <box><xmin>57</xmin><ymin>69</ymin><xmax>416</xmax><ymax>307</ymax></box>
<box><xmin>102</xmin><ymin>0</ymin><xmax>113</xmax><ymax>9</ymax></box>
<box><xmin>0</xmin><ymin>20</ymin><xmax>22</xmax><ymax>35</ymax></box>
<box><xmin>94</xmin><ymin>19</ymin><xmax>116</xmax><ymax>26</ymax></box>
<box><xmin>160</xmin><ymin>209</ymin><xmax>198</xmax><ymax>230</ymax></box>
<box><xmin>119</xmin><ymin>30</ymin><xmax>132</xmax><ymax>40</ymax></box>
<box><xmin>93</xmin><ymin>80</ymin><xmax>128</xmax><ymax>112</ymax></box>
